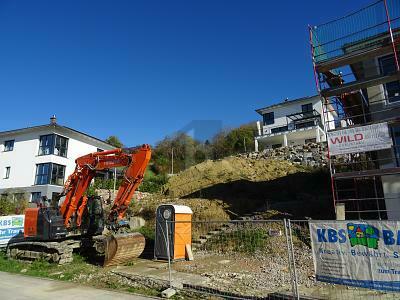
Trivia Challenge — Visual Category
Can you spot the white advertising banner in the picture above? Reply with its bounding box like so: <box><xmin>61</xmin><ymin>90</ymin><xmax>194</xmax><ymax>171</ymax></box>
<box><xmin>310</xmin><ymin>220</ymin><xmax>400</xmax><ymax>291</ymax></box>
<box><xmin>327</xmin><ymin>122</ymin><xmax>393</xmax><ymax>156</ymax></box>
<box><xmin>0</xmin><ymin>215</ymin><xmax>24</xmax><ymax>247</ymax></box>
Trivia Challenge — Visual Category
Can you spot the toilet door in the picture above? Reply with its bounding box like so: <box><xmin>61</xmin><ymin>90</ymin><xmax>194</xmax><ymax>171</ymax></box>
<box><xmin>154</xmin><ymin>205</ymin><xmax>175</xmax><ymax>259</ymax></box>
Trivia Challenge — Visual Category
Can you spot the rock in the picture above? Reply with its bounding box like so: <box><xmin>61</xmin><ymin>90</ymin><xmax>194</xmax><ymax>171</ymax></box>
<box><xmin>20</xmin><ymin>269</ymin><xmax>27</xmax><ymax>273</ymax></box>
<box><xmin>161</xmin><ymin>288</ymin><xmax>177</xmax><ymax>298</ymax></box>
<box><xmin>129</xmin><ymin>216</ymin><xmax>146</xmax><ymax>229</ymax></box>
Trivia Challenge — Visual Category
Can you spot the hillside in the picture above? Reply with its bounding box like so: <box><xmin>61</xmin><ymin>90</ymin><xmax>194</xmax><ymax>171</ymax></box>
<box><xmin>161</xmin><ymin>156</ymin><xmax>333</xmax><ymax>219</ymax></box>
<box><xmin>163</xmin><ymin>157</ymin><xmax>306</xmax><ymax>198</ymax></box>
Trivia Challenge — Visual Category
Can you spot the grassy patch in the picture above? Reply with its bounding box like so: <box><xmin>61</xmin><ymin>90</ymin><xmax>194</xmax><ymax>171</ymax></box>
<box><xmin>206</xmin><ymin>228</ymin><xmax>270</xmax><ymax>254</ymax></box>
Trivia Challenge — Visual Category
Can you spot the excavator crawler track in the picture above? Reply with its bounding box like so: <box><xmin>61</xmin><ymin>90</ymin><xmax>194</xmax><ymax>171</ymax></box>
<box><xmin>6</xmin><ymin>240</ymin><xmax>77</xmax><ymax>264</ymax></box>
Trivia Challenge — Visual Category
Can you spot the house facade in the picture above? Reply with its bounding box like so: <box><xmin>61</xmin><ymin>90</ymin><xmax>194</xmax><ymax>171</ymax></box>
<box><xmin>254</xmin><ymin>95</ymin><xmax>335</xmax><ymax>151</ymax></box>
<box><xmin>0</xmin><ymin>116</ymin><xmax>114</xmax><ymax>203</ymax></box>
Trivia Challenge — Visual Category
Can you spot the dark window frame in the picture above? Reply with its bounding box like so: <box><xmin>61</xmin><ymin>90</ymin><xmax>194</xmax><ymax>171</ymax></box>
<box><xmin>271</xmin><ymin>125</ymin><xmax>289</xmax><ymax>134</ymax></box>
<box><xmin>35</xmin><ymin>163</ymin><xmax>65</xmax><ymax>186</ymax></box>
<box><xmin>263</xmin><ymin>112</ymin><xmax>275</xmax><ymax>126</ymax></box>
<box><xmin>4</xmin><ymin>140</ymin><xmax>14</xmax><ymax>152</ymax></box>
<box><xmin>54</xmin><ymin>135</ymin><xmax>68</xmax><ymax>157</ymax></box>
<box><xmin>4</xmin><ymin>166</ymin><xmax>10</xmax><ymax>179</ymax></box>
<box><xmin>31</xmin><ymin>192</ymin><xmax>42</xmax><ymax>203</ymax></box>
<box><xmin>38</xmin><ymin>134</ymin><xmax>68</xmax><ymax>157</ymax></box>
<box><xmin>379</xmin><ymin>54</ymin><xmax>400</xmax><ymax>104</ymax></box>
<box><xmin>51</xmin><ymin>163</ymin><xmax>66</xmax><ymax>186</ymax></box>
<box><xmin>35</xmin><ymin>163</ymin><xmax>51</xmax><ymax>185</ymax></box>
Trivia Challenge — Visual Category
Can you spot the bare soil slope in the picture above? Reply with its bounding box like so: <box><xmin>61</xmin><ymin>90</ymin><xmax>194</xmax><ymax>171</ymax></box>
<box><xmin>163</xmin><ymin>157</ymin><xmax>307</xmax><ymax>198</ymax></box>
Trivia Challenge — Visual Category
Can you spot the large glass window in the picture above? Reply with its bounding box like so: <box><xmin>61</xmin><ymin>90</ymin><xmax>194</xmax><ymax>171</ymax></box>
<box><xmin>35</xmin><ymin>163</ymin><xmax>65</xmax><ymax>186</ymax></box>
<box><xmin>39</xmin><ymin>135</ymin><xmax>54</xmax><ymax>155</ymax></box>
<box><xmin>263</xmin><ymin>112</ymin><xmax>274</xmax><ymax>125</ymax></box>
<box><xmin>39</xmin><ymin>134</ymin><xmax>68</xmax><ymax>157</ymax></box>
<box><xmin>54</xmin><ymin>135</ymin><xmax>68</xmax><ymax>157</ymax></box>
<box><xmin>51</xmin><ymin>164</ymin><xmax>65</xmax><ymax>185</ymax></box>
<box><xmin>35</xmin><ymin>163</ymin><xmax>51</xmax><ymax>184</ymax></box>
<box><xmin>379</xmin><ymin>54</ymin><xmax>400</xmax><ymax>104</ymax></box>
<box><xmin>4</xmin><ymin>140</ymin><xmax>14</xmax><ymax>151</ymax></box>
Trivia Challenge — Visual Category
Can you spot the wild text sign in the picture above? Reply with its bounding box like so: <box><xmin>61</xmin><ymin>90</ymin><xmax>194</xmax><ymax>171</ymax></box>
<box><xmin>327</xmin><ymin>122</ymin><xmax>392</xmax><ymax>156</ymax></box>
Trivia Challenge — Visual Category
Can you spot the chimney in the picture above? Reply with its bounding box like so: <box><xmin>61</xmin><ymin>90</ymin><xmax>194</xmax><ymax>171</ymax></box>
<box><xmin>50</xmin><ymin>115</ymin><xmax>57</xmax><ymax>125</ymax></box>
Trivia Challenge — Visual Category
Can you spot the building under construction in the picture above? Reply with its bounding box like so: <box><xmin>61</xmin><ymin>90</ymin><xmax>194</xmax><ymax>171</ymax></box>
<box><xmin>310</xmin><ymin>0</ymin><xmax>400</xmax><ymax>219</ymax></box>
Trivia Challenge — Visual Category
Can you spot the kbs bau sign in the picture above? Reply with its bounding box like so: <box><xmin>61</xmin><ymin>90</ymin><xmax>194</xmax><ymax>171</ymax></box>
<box><xmin>327</xmin><ymin>122</ymin><xmax>393</xmax><ymax>156</ymax></box>
<box><xmin>310</xmin><ymin>221</ymin><xmax>400</xmax><ymax>292</ymax></box>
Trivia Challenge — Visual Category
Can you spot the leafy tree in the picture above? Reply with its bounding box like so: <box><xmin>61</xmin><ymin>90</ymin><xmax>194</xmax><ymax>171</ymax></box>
<box><xmin>225</xmin><ymin>124</ymin><xmax>256</xmax><ymax>154</ymax></box>
<box><xmin>152</xmin><ymin>132</ymin><xmax>203</xmax><ymax>174</ymax></box>
<box><xmin>105</xmin><ymin>135</ymin><xmax>123</xmax><ymax>148</ymax></box>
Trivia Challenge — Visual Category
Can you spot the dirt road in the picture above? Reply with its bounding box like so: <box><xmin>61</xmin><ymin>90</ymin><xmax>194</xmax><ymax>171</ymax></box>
<box><xmin>0</xmin><ymin>271</ymin><xmax>155</xmax><ymax>300</ymax></box>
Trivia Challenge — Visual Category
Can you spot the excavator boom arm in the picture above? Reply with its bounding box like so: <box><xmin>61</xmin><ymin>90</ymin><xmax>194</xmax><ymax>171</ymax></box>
<box><xmin>59</xmin><ymin>145</ymin><xmax>151</xmax><ymax>229</ymax></box>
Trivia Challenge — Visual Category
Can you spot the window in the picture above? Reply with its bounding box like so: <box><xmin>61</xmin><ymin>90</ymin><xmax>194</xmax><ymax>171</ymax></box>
<box><xmin>35</xmin><ymin>163</ymin><xmax>51</xmax><ymax>185</ymax></box>
<box><xmin>4</xmin><ymin>167</ymin><xmax>10</xmax><ymax>179</ymax></box>
<box><xmin>51</xmin><ymin>164</ymin><xmax>65</xmax><ymax>185</ymax></box>
<box><xmin>13</xmin><ymin>193</ymin><xmax>25</xmax><ymax>201</ymax></box>
<box><xmin>97</xmin><ymin>148</ymin><xmax>104</xmax><ymax>152</ymax></box>
<box><xmin>35</xmin><ymin>163</ymin><xmax>65</xmax><ymax>186</ymax></box>
<box><xmin>295</xmin><ymin>121</ymin><xmax>315</xmax><ymax>129</ymax></box>
<box><xmin>263</xmin><ymin>112</ymin><xmax>274</xmax><ymax>125</ymax></box>
<box><xmin>39</xmin><ymin>134</ymin><xmax>68</xmax><ymax>157</ymax></box>
<box><xmin>39</xmin><ymin>135</ymin><xmax>54</xmax><ymax>155</ymax></box>
<box><xmin>305</xmin><ymin>138</ymin><xmax>317</xmax><ymax>144</ymax></box>
<box><xmin>271</xmin><ymin>126</ymin><xmax>288</xmax><ymax>134</ymax></box>
<box><xmin>302</xmin><ymin>103</ymin><xmax>313</xmax><ymax>114</ymax></box>
<box><xmin>4</xmin><ymin>140</ymin><xmax>14</xmax><ymax>151</ymax></box>
<box><xmin>31</xmin><ymin>192</ymin><xmax>42</xmax><ymax>203</ymax></box>
<box><xmin>54</xmin><ymin>135</ymin><xmax>68</xmax><ymax>157</ymax></box>
<box><xmin>392</xmin><ymin>125</ymin><xmax>400</xmax><ymax>167</ymax></box>
<box><xmin>379</xmin><ymin>54</ymin><xmax>400</xmax><ymax>104</ymax></box>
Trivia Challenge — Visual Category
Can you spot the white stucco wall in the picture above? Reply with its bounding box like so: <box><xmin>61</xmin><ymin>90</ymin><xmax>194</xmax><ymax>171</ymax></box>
<box><xmin>0</xmin><ymin>126</ymin><xmax>113</xmax><ymax>199</ymax></box>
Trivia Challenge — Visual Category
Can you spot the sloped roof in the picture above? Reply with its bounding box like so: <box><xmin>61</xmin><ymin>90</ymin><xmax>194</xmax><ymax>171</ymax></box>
<box><xmin>255</xmin><ymin>95</ymin><xmax>320</xmax><ymax>115</ymax></box>
<box><xmin>0</xmin><ymin>123</ymin><xmax>114</xmax><ymax>149</ymax></box>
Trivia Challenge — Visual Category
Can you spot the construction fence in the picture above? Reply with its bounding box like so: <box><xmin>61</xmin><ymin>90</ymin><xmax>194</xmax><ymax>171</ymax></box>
<box><xmin>152</xmin><ymin>219</ymin><xmax>400</xmax><ymax>299</ymax></box>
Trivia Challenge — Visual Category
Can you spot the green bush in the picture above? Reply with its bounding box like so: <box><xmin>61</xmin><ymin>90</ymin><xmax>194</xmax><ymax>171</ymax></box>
<box><xmin>139</xmin><ymin>174</ymin><xmax>168</xmax><ymax>193</ymax></box>
<box><xmin>0</xmin><ymin>189</ymin><xmax>29</xmax><ymax>215</ymax></box>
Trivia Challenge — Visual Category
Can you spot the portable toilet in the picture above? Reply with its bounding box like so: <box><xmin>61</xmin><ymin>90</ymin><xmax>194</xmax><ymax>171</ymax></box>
<box><xmin>154</xmin><ymin>204</ymin><xmax>193</xmax><ymax>260</ymax></box>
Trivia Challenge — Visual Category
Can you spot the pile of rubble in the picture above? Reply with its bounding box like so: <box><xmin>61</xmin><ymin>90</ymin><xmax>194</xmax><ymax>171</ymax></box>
<box><xmin>239</xmin><ymin>142</ymin><xmax>328</xmax><ymax>167</ymax></box>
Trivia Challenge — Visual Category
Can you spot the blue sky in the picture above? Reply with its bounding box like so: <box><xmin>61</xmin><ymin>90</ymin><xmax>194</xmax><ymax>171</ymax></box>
<box><xmin>0</xmin><ymin>0</ymin><xmax>371</xmax><ymax>146</ymax></box>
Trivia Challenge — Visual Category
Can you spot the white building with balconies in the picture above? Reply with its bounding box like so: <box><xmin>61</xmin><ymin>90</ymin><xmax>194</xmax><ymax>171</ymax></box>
<box><xmin>0</xmin><ymin>116</ymin><xmax>114</xmax><ymax>203</ymax></box>
<box><xmin>254</xmin><ymin>95</ymin><xmax>336</xmax><ymax>151</ymax></box>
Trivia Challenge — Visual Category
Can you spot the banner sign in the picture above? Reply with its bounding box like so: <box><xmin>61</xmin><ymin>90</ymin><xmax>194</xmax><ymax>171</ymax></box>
<box><xmin>0</xmin><ymin>215</ymin><xmax>24</xmax><ymax>247</ymax></box>
<box><xmin>310</xmin><ymin>220</ymin><xmax>400</xmax><ymax>292</ymax></box>
<box><xmin>327</xmin><ymin>122</ymin><xmax>393</xmax><ymax>156</ymax></box>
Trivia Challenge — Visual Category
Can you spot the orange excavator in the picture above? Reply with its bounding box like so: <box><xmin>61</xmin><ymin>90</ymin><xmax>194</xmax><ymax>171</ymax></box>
<box><xmin>7</xmin><ymin>145</ymin><xmax>151</xmax><ymax>266</ymax></box>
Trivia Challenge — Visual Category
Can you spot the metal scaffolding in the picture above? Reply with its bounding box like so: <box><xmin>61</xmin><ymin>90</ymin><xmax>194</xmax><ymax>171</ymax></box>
<box><xmin>310</xmin><ymin>0</ymin><xmax>400</xmax><ymax>219</ymax></box>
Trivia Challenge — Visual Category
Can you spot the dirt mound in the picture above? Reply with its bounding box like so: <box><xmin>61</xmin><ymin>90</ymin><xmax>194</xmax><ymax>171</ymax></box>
<box><xmin>163</xmin><ymin>157</ymin><xmax>307</xmax><ymax>198</ymax></box>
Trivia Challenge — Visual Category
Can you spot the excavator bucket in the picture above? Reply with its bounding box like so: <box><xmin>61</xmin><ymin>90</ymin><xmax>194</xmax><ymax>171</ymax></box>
<box><xmin>102</xmin><ymin>232</ymin><xmax>145</xmax><ymax>267</ymax></box>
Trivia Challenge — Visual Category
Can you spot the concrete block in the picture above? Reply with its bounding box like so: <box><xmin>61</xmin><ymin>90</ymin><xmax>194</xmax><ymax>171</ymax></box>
<box><xmin>185</xmin><ymin>244</ymin><xmax>194</xmax><ymax>261</ymax></box>
<box><xmin>161</xmin><ymin>288</ymin><xmax>176</xmax><ymax>298</ymax></box>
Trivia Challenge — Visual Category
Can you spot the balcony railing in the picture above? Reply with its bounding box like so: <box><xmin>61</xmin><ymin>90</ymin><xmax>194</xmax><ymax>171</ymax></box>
<box><xmin>259</xmin><ymin>110</ymin><xmax>322</xmax><ymax>137</ymax></box>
